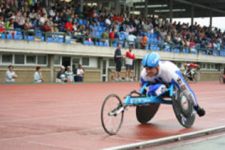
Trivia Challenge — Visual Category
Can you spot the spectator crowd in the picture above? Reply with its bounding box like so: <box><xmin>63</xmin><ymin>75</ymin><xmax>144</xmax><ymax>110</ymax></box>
<box><xmin>0</xmin><ymin>0</ymin><xmax>225</xmax><ymax>55</ymax></box>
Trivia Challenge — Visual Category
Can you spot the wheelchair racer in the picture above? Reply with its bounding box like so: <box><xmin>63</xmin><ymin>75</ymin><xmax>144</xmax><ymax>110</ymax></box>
<box><xmin>140</xmin><ymin>52</ymin><xmax>205</xmax><ymax>117</ymax></box>
<box><xmin>184</xmin><ymin>63</ymin><xmax>200</xmax><ymax>81</ymax></box>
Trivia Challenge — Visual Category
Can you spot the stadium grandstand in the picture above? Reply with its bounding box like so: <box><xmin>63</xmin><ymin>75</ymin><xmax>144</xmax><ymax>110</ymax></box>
<box><xmin>0</xmin><ymin>0</ymin><xmax>225</xmax><ymax>83</ymax></box>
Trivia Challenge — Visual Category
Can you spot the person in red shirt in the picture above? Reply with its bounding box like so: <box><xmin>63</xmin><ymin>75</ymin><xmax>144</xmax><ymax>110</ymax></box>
<box><xmin>109</xmin><ymin>30</ymin><xmax>115</xmax><ymax>46</ymax></box>
<box><xmin>125</xmin><ymin>46</ymin><xmax>135</xmax><ymax>81</ymax></box>
<box><xmin>41</xmin><ymin>21</ymin><xmax>52</xmax><ymax>32</ymax></box>
<box><xmin>64</xmin><ymin>19</ymin><xmax>74</xmax><ymax>33</ymax></box>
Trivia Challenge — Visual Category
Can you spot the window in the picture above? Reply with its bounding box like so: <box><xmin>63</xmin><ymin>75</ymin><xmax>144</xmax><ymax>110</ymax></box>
<box><xmin>201</xmin><ymin>63</ymin><xmax>206</xmax><ymax>69</ymax></box>
<box><xmin>207</xmin><ymin>64</ymin><xmax>210</xmax><ymax>69</ymax></box>
<box><xmin>54</xmin><ymin>55</ymin><xmax>61</xmax><ymax>65</ymax></box>
<box><xmin>26</xmin><ymin>55</ymin><xmax>36</xmax><ymax>64</ymax></box>
<box><xmin>2</xmin><ymin>54</ymin><xmax>13</xmax><ymax>64</ymax></box>
<box><xmin>82</xmin><ymin>57</ymin><xmax>89</xmax><ymax>66</ymax></box>
<box><xmin>15</xmin><ymin>54</ymin><xmax>25</xmax><ymax>64</ymax></box>
<box><xmin>109</xmin><ymin>59</ymin><xmax>115</xmax><ymax>67</ymax></box>
<box><xmin>38</xmin><ymin>55</ymin><xmax>47</xmax><ymax>65</ymax></box>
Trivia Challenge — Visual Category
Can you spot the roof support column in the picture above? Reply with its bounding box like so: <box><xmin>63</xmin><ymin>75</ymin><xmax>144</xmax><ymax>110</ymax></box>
<box><xmin>169</xmin><ymin>0</ymin><xmax>173</xmax><ymax>23</ymax></box>
<box><xmin>191</xmin><ymin>4</ymin><xmax>194</xmax><ymax>26</ymax></box>
<box><xmin>80</xmin><ymin>0</ymin><xmax>84</xmax><ymax>13</ymax></box>
<box><xmin>48</xmin><ymin>55</ymin><xmax>54</xmax><ymax>83</ymax></box>
<box><xmin>144</xmin><ymin>0</ymin><xmax>148</xmax><ymax>18</ymax></box>
<box><xmin>209</xmin><ymin>10</ymin><xmax>213</xmax><ymax>29</ymax></box>
<box><xmin>115</xmin><ymin>0</ymin><xmax>121</xmax><ymax>15</ymax></box>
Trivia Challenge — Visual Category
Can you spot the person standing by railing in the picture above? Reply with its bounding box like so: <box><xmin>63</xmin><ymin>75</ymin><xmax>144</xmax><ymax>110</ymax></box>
<box><xmin>114</xmin><ymin>43</ymin><xmax>122</xmax><ymax>81</ymax></box>
<box><xmin>75</xmin><ymin>64</ymin><xmax>85</xmax><ymax>82</ymax></box>
<box><xmin>125</xmin><ymin>45</ymin><xmax>135</xmax><ymax>81</ymax></box>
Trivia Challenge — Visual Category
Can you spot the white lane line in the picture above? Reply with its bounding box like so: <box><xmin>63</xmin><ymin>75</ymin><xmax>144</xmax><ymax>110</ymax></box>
<box><xmin>103</xmin><ymin>125</ymin><xmax>225</xmax><ymax>150</ymax></box>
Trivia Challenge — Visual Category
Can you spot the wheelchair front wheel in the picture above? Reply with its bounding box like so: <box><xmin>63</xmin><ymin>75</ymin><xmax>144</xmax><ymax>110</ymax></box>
<box><xmin>101</xmin><ymin>94</ymin><xmax>124</xmax><ymax>135</ymax></box>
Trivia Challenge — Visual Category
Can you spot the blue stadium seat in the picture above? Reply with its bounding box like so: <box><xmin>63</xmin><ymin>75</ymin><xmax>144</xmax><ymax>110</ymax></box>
<box><xmin>83</xmin><ymin>20</ymin><xmax>87</xmax><ymax>25</ymax></box>
<box><xmin>95</xmin><ymin>41</ymin><xmax>99</xmax><ymax>46</ymax></box>
<box><xmin>173</xmin><ymin>48</ymin><xmax>180</xmax><ymax>53</ymax></box>
<box><xmin>83</xmin><ymin>40</ymin><xmax>94</xmax><ymax>46</ymax></box>
<box><xmin>104</xmin><ymin>41</ymin><xmax>109</xmax><ymax>47</ymax></box>
<box><xmin>183</xmin><ymin>48</ymin><xmax>189</xmax><ymax>53</ymax></box>
<box><xmin>145</xmin><ymin>44</ymin><xmax>149</xmax><ymax>50</ymax></box>
<box><xmin>1</xmin><ymin>33</ymin><xmax>6</xmax><ymax>39</ymax></box>
<box><xmin>119</xmin><ymin>32</ymin><xmax>126</xmax><ymax>41</ymax></box>
<box><xmin>14</xmin><ymin>34</ymin><xmax>23</xmax><ymax>40</ymax></box>
<box><xmin>83</xmin><ymin>41</ymin><xmax>89</xmax><ymax>45</ymax></box>
<box><xmin>56</xmin><ymin>37</ymin><xmax>64</xmax><ymax>43</ymax></box>
<box><xmin>79</xmin><ymin>19</ymin><xmax>83</xmax><ymax>25</ymax></box>
<box><xmin>65</xmin><ymin>36</ymin><xmax>71</xmax><ymax>44</ymax></box>
<box><xmin>35</xmin><ymin>30</ymin><xmax>43</xmax><ymax>38</ymax></box>
<box><xmin>99</xmin><ymin>41</ymin><xmax>104</xmax><ymax>46</ymax></box>
<box><xmin>219</xmin><ymin>50</ymin><xmax>225</xmax><ymax>56</ymax></box>
<box><xmin>112</xmin><ymin>41</ymin><xmax>118</xmax><ymax>47</ymax></box>
<box><xmin>7</xmin><ymin>33</ymin><xmax>13</xmax><ymax>39</ymax></box>
<box><xmin>47</xmin><ymin>37</ymin><xmax>54</xmax><ymax>42</ymax></box>
<box><xmin>212</xmin><ymin>50</ymin><xmax>219</xmax><ymax>56</ymax></box>
<box><xmin>95</xmin><ymin>32</ymin><xmax>101</xmax><ymax>39</ymax></box>
<box><xmin>27</xmin><ymin>36</ymin><xmax>34</xmax><ymax>41</ymax></box>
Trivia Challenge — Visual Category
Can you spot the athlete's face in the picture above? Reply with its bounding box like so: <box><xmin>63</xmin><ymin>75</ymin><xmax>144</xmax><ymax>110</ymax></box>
<box><xmin>145</xmin><ymin>66</ymin><xmax>159</xmax><ymax>77</ymax></box>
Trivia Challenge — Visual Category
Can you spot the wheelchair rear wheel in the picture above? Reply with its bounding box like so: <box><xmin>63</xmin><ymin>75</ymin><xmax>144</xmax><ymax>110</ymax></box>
<box><xmin>136</xmin><ymin>104</ymin><xmax>160</xmax><ymax>124</ymax></box>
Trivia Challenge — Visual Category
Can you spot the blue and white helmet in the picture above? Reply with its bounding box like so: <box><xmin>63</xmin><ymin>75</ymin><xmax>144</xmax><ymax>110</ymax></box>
<box><xmin>142</xmin><ymin>52</ymin><xmax>160</xmax><ymax>68</ymax></box>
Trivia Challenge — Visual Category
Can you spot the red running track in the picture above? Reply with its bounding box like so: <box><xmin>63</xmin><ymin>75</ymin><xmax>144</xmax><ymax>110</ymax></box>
<box><xmin>0</xmin><ymin>81</ymin><xmax>224</xmax><ymax>150</ymax></box>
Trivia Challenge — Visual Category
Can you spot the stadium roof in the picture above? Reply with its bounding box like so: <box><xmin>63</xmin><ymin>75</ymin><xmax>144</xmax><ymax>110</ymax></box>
<box><xmin>133</xmin><ymin>0</ymin><xmax>225</xmax><ymax>18</ymax></box>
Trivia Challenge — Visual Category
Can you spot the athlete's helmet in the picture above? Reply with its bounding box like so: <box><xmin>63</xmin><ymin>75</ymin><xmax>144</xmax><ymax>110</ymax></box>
<box><xmin>142</xmin><ymin>52</ymin><xmax>160</xmax><ymax>68</ymax></box>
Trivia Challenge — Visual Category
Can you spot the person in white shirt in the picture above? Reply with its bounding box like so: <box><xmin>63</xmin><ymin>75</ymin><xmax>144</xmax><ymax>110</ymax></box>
<box><xmin>76</xmin><ymin>64</ymin><xmax>84</xmax><ymax>82</ymax></box>
<box><xmin>5</xmin><ymin>65</ymin><xmax>18</xmax><ymax>83</ymax></box>
<box><xmin>34</xmin><ymin>66</ymin><xmax>43</xmax><ymax>83</ymax></box>
<box><xmin>127</xmin><ymin>34</ymin><xmax>136</xmax><ymax>47</ymax></box>
<box><xmin>65</xmin><ymin>66</ymin><xmax>74</xmax><ymax>83</ymax></box>
<box><xmin>140</xmin><ymin>52</ymin><xmax>205</xmax><ymax>117</ymax></box>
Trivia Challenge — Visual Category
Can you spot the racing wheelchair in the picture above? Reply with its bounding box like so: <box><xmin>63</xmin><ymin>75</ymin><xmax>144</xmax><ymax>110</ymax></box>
<box><xmin>101</xmin><ymin>83</ymin><xmax>196</xmax><ymax>135</ymax></box>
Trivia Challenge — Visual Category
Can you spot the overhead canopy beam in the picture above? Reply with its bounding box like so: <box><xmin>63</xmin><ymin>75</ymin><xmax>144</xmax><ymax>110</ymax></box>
<box><xmin>174</xmin><ymin>0</ymin><xmax>225</xmax><ymax>15</ymax></box>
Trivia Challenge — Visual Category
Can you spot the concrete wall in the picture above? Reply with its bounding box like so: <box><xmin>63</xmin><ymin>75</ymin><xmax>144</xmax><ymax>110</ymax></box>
<box><xmin>0</xmin><ymin>40</ymin><xmax>224</xmax><ymax>83</ymax></box>
<box><xmin>0</xmin><ymin>40</ymin><xmax>225</xmax><ymax>64</ymax></box>
<box><xmin>83</xmin><ymin>69</ymin><xmax>101</xmax><ymax>82</ymax></box>
<box><xmin>199</xmin><ymin>71</ymin><xmax>221</xmax><ymax>81</ymax></box>
<box><xmin>0</xmin><ymin>67</ymin><xmax>222</xmax><ymax>83</ymax></box>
